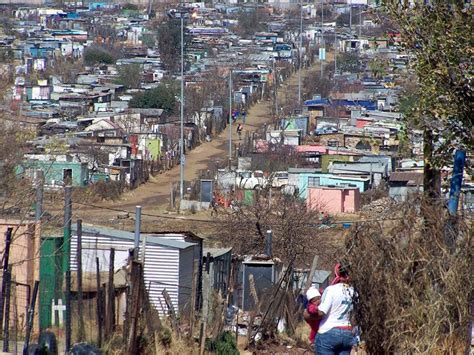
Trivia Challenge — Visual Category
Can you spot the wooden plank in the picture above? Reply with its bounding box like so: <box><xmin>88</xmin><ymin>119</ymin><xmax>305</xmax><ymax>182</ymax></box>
<box><xmin>96</xmin><ymin>257</ymin><xmax>102</xmax><ymax>348</ymax></box>
<box><xmin>304</xmin><ymin>255</ymin><xmax>319</xmax><ymax>292</ymax></box>
<box><xmin>162</xmin><ymin>289</ymin><xmax>178</xmax><ymax>331</ymax></box>
<box><xmin>106</xmin><ymin>248</ymin><xmax>116</xmax><ymax>338</ymax></box>
<box><xmin>126</xmin><ymin>261</ymin><xmax>142</xmax><ymax>355</ymax></box>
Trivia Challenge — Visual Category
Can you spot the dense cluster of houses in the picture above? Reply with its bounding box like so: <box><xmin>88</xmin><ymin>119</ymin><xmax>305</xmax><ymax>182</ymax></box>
<box><xmin>0</xmin><ymin>0</ymin><xmax>472</xmax><ymax>346</ymax></box>
<box><xmin>211</xmin><ymin>19</ymin><xmax>474</xmax><ymax>215</ymax></box>
<box><xmin>1</xmin><ymin>2</ymin><xmax>305</xmax><ymax>190</ymax></box>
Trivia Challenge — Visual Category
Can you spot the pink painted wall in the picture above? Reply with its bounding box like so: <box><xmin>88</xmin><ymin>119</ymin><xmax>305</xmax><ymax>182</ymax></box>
<box><xmin>342</xmin><ymin>188</ymin><xmax>360</xmax><ymax>213</ymax></box>
<box><xmin>356</xmin><ymin>118</ymin><xmax>372</xmax><ymax>128</ymax></box>
<box><xmin>307</xmin><ymin>187</ymin><xmax>360</xmax><ymax>214</ymax></box>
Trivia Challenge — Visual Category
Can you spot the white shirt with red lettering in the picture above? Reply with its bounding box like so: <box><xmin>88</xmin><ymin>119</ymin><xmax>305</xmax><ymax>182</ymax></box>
<box><xmin>317</xmin><ymin>283</ymin><xmax>354</xmax><ymax>334</ymax></box>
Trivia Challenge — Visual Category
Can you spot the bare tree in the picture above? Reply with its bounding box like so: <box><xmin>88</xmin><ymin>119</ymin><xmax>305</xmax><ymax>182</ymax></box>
<box><xmin>219</xmin><ymin>191</ymin><xmax>327</xmax><ymax>267</ymax></box>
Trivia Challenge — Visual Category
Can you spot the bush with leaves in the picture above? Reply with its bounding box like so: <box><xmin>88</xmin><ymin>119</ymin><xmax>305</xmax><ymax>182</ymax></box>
<box><xmin>336</xmin><ymin>52</ymin><xmax>361</xmax><ymax>73</ymax></box>
<box><xmin>84</xmin><ymin>46</ymin><xmax>115</xmax><ymax>65</ymax></box>
<box><xmin>129</xmin><ymin>82</ymin><xmax>177</xmax><ymax>113</ymax></box>
<box><xmin>205</xmin><ymin>331</ymin><xmax>239</xmax><ymax>355</ymax></box>
<box><xmin>381</xmin><ymin>1</ymin><xmax>473</xmax><ymax>195</ymax></box>
<box><xmin>115</xmin><ymin>63</ymin><xmax>142</xmax><ymax>89</ymax></box>
<box><xmin>236</xmin><ymin>9</ymin><xmax>269</xmax><ymax>37</ymax></box>
<box><xmin>157</xmin><ymin>19</ymin><xmax>189</xmax><ymax>73</ymax></box>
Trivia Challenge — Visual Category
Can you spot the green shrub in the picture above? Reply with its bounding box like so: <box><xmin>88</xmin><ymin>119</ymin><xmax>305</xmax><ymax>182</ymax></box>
<box><xmin>129</xmin><ymin>83</ymin><xmax>177</xmax><ymax>113</ymax></box>
<box><xmin>157</xmin><ymin>327</ymin><xmax>172</xmax><ymax>347</ymax></box>
<box><xmin>84</xmin><ymin>46</ymin><xmax>115</xmax><ymax>65</ymax></box>
<box><xmin>206</xmin><ymin>331</ymin><xmax>239</xmax><ymax>355</ymax></box>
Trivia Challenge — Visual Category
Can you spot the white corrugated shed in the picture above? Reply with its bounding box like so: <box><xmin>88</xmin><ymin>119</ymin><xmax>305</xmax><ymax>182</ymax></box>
<box><xmin>70</xmin><ymin>224</ymin><xmax>197</xmax><ymax>316</ymax></box>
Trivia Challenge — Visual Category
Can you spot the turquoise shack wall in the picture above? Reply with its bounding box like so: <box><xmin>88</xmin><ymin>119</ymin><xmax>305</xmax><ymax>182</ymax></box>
<box><xmin>18</xmin><ymin>161</ymin><xmax>89</xmax><ymax>186</ymax></box>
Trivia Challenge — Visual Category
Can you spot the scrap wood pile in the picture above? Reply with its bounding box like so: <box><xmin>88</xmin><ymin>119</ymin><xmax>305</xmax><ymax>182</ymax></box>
<box><xmin>228</xmin><ymin>262</ymin><xmax>312</xmax><ymax>352</ymax></box>
<box><xmin>360</xmin><ymin>196</ymin><xmax>396</xmax><ymax>216</ymax></box>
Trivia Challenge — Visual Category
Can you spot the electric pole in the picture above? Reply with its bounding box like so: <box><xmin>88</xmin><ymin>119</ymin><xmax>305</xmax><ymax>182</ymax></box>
<box><xmin>298</xmin><ymin>0</ymin><xmax>303</xmax><ymax>105</ymax></box>
<box><xmin>179</xmin><ymin>10</ymin><xmax>185</xmax><ymax>200</ymax></box>
<box><xmin>321</xmin><ymin>0</ymin><xmax>324</xmax><ymax>78</ymax></box>
<box><xmin>228</xmin><ymin>70</ymin><xmax>232</xmax><ymax>166</ymax></box>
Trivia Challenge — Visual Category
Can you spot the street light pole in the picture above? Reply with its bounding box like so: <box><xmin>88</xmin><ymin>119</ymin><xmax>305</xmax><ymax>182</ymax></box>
<box><xmin>179</xmin><ymin>13</ymin><xmax>185</xmax><ymax>200</ymax></box>
<box><xmin>349</xmin><ymin>0</ymin><xmax>352</xmax><ymax>37</ymax></box>
<box><xmin>321</xmin><ymin>0</ymin><xmax>324</xmax><ymax>78</ymax></box>
<box><xmin>228</xmin><ymin>70</ymin><xmax>232</xmax><ymax>166</ymax></box>
<box><xmin>298</xmin><ymin>0</ymin><xmax>303</xmax><ymax>105</ymax></box>
<box><xmin>334</xmin><ymin>21</ymin><xmax>337</xmax><ymax>74</ymax></box>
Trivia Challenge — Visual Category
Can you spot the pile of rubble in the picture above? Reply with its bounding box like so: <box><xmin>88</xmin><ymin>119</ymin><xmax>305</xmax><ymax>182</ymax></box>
<box><xmin>360</xmin><ymin>197</ymin><xmax>397</xmax><ymax>217</ymax></box>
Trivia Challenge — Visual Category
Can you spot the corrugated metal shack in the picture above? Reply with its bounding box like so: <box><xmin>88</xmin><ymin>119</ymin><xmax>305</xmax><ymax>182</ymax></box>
<box><xmin>235</xmin><ymin>256</ymin><xmax>282</xmax><ymax>312</ymax></box>
<box><xmin>203</xmin><ymin>247</ymin><xmax>232</xmax><ymax>298</ymax></box>
<box><xmin>70</xmin><ymin>224</ymin><xmax>203</xmax><ymax>318</ymax></box>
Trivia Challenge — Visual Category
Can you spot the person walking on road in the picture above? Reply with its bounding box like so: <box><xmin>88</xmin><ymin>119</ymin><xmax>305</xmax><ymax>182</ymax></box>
<box><xmin>313</xmin><ymin>263</ymin><xmax>355</xmax><ymax>355</ymax></box>
<box><xmin>236</xmin><ymin>123</ymin><xmax>243</xmax><ymax>140</ymax></box>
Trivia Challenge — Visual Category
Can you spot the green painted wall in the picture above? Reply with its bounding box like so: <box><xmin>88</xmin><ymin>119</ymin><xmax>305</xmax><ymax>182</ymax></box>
<box><xmin>147</xmin><ymin>138</ymin><xmax>162</xmax><ymax>160</ymax></box>
<box><xmin>39</xmin><ymin>236</ymin><xmax>63</xmax><ymax>329</ymax></box>
<box><xmin>321</xmin><ymin>155</ymin><xmax>351</xmax><ymax>173</ymax></box>
<box><xmin>243</xmin><ymin>190</ymin><xmax>254</xmax><ymax>205</ymax></box>
<box><xmin>18</xmin><ymin>161</ymin><xmax>89</xmax><ymax>187</ymax></box>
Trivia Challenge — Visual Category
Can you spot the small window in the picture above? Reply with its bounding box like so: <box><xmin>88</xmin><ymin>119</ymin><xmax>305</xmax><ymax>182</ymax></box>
<box><xmin>308</xmin><ymin>177</ymin><xmax>320</xmax><ymax>187</ymax></box>
<box><xmin>63</xmin><ymin>169</ymin><xmax>72</xmax><ymax>185</ymax></box>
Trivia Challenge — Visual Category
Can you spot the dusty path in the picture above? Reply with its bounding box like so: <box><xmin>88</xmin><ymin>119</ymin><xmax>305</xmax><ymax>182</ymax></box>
<box><xmin>74</xmin><ymin>59</ymin><xmax>330</xmax><ymax>228</ymax></box>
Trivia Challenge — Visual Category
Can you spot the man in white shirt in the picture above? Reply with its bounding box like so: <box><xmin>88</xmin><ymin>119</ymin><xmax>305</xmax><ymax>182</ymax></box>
<box><xmin>314</xmin><ymin>263</ymin><xmax>355</xmax><ymax>355</ymax></box>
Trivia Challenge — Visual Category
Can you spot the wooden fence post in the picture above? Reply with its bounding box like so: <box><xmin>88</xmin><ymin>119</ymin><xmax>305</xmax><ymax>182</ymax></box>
<box><xmin>106</xmin><ymin>248</ymin><xmax>116</xmax><ymax>338</ymax></box>
<box><xmin>0</xmin><ymin>227</ymin><xmax>13</xmax><ymax>336</ymax></box>
<box><xmin>77</xmin><ymin>219</ymin><xmax>85</xmax><ymax>342</ymax></box>
<box><xmin>126</xmin><ymin>261</ymin><xmax>142</xmax><ymax>355</ymax></box>
<box><xmin>96</xmin><ymin>257</ymin><xmax>102</xmax><ymax>348</ymax></box>
<box><xmin>2</xmin><ymin>267</ymin><xmax>12</xmax><ymax>352</ymax></box>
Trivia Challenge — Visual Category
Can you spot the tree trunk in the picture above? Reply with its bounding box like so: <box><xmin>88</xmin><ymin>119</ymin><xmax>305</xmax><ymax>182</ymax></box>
<box><xmin>423</xmin><ymin>129</ymin><xmax>441</xmax><ymax>200</ymax></box>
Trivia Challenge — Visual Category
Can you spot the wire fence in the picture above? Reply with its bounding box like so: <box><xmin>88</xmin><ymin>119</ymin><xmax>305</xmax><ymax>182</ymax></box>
<box><xmin>0</xmin><ymin>275</ymin><xmax>32</xmax><ymax>350</ymax></box>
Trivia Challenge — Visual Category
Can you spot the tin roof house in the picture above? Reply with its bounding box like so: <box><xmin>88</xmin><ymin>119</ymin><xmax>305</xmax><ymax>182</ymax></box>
<box><xmin>69</xmin><ymin>224</ymin><xmax>203</xmax><ymax>318</ymax></box>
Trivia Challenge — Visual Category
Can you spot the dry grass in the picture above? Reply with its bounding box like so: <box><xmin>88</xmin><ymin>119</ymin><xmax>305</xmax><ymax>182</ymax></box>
<box><xmin>345</xmin><ymin>197</ymin><xmax>473</xmax><ymax>354</ymax></box>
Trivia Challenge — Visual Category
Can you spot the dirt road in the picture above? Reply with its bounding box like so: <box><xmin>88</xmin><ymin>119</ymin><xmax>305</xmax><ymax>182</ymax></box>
<box><xmin>73</xmin><ymin>60</ymin><xmax>329</xmax><ymax>229</ymax></box>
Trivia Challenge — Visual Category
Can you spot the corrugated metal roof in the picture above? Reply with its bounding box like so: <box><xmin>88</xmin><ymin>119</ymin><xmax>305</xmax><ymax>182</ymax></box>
<box><xmin>312</xmin><ymin>270</ymin><xmax>331</xmax><ymax>284</ymax></box>
<box><xmin>71</xmin><ymin>224</ymin><xmax>195</xmax><ymax>249</ymax></box>
<box><xmin>389</xmin><ymin>172</ymin><xmax>423</xmax><ymax>185</ymax></box>
<box><xmin>203</xmin><ymin>247</ymin><xmax>232</xmax><ymax>258</ymax></box>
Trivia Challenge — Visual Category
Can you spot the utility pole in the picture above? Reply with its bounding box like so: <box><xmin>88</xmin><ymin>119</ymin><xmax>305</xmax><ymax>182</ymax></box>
<box><xmin>334</xmin><ymin>21</ymin><xmax>337</xmax><ymax>74</ymax></box>
<box><xmin>35</xmin><ymin>170</ymin><xmax>43</xmax><ymax>221</ymax></box>
<box><xmin>298</xmin><ymin>0</ymin><xmax>303</xmax><ymax>105</ymax></box>
<box><xmin>359</xmin><ymin>6</ymin><xmax>362</xmax><ymax>37</ymax></box>
<box><xmin>0</xmin><ymin>228</ymin><xmax>12</xmax><ymax>336</ymax></box>
<box><xmin>179</xmin><ymin>10</ymin><xmax>185</xmax><ymax>201</ymax></box>
<box><xmin>320</xmin><ymin>0</ymin><xmax>324</xmax><ymax>78</ymax></box>
<box><xmin>134</xmin><ymin>205</ymin><xmax>142</xmax><ymax>258</ymax></box>
<box><xmin>63</xmin><ymin>183</ymin><xmax>72</xmax><ymax>353</ymax></box>
<box><xmin>228</xmin><ymin>70</ymin><xmax>232</xmax><ymax>166</ymax></box>
<box><xmin>273</xmin><ymin>60</ymin><xmax>278</xmax><ymax>119</ymax></box>
<box><xmin>63</xmin><ymin>186</ymin><xmax>72</xmax><ymax>273</ymax></box>
<box><xmin>76</xmin><ymin>219</ymin><xmax>85</xmax><ymax>342</ymax></box>
<box><xmin>349</xmin><ymin>0</ymin><xmax>352</xmax><ymax>37</ymax></box>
